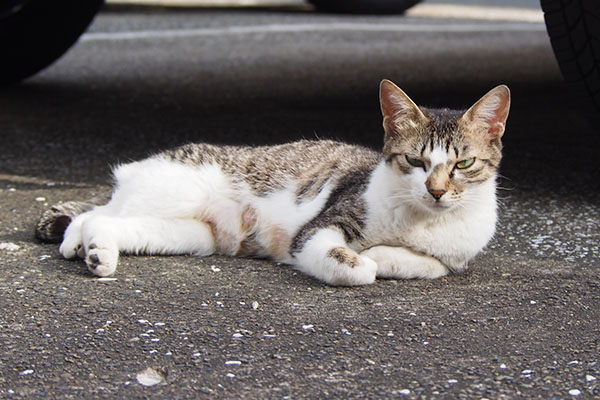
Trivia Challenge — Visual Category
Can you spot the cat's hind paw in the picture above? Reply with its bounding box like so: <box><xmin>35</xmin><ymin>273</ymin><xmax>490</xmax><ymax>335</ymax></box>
<box><xmin>59</xmin><ymin>213</ymin><xmax>88</xmax><ymax>259</ymax></box>
<box><xmin>86</xmin><ymin>243</ymin><xmax>119</xmax><ymax>277</ymax></box>
<box><xmin>59</xmin><ymin>230</ymin><xmax>83</xmax><ymax>260</ymax></box>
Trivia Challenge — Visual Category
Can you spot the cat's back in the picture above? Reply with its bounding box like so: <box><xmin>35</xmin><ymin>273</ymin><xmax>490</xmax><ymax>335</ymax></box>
<box><xmin>160</xmin><ymin>140</ymin><xmax>381</xmax><ymax>195</ymax></box>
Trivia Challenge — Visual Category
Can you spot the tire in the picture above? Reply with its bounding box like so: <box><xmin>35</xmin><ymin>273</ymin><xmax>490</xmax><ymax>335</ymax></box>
<box><xmin>0</xmin><ymin>0</ymin><xmax>105</xmax><ymax>85</ymax></box>
<box><xmin>308</xmin><ymin>0</ymin><xmax>421</xmax><ymax>14</ymax></box>
<box><xmin>541</xmin><ymin>0</ymin><xmax>600</xmax><ymax>118</ymax></box>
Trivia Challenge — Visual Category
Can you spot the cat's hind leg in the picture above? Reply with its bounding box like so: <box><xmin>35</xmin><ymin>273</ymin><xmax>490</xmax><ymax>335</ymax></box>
<box><xmin>63</xmin><ymin>215</ymin><xmax>216</xmax><ymax>277</ymax></box>
<box><xmin>292</xmin><ymin>227</ymin><xmax>377</xmax><ymax>286</ymax></box>
<box><xmin>360</xmin><ymin>245</ymin><xmax>449</xmax><ymax>279</ymax></box>
<box><xmin>59</xmin><ymin>211</ymin><xmax>90</xmax><ymax>260</ymax></box>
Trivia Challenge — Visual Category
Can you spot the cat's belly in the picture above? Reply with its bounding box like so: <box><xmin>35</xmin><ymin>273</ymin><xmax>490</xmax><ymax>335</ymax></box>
<box><xmin>245</xmin><ymin>182</ymin><xmax>335</xmax><ymax>262</ymax></box>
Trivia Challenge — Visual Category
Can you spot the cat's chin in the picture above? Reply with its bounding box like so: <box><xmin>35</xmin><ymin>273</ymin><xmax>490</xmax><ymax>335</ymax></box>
<box><xmin>419</xmin><ymin>200</ymin><xmax>457</xmax><ymax>213</ymax></box>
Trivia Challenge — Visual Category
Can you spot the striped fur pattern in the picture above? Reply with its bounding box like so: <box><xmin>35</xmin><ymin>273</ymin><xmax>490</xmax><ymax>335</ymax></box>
<box><xmin>37</xmin><ymin>80</ymin><xmax>510</xmax><ymax>285</ymax></box>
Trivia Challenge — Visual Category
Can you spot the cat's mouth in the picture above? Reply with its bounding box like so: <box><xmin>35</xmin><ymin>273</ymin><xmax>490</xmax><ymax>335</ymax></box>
<box><xmin>423</xmin><ymin>199</ymin><xmax>455</xmax><ymax>212</ymax></box>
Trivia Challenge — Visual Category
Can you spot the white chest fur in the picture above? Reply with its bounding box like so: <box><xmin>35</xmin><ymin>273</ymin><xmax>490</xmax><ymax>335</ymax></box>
<box><xmin>362</xmin><ymin>162</ymin><xmax>498</xmax><ymax>271</ymax></box>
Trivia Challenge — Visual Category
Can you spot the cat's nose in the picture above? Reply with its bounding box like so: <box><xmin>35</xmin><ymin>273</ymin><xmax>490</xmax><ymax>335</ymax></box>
<box><xmin>428</xmin><ymin>188</ymin><xmax>447</xmax><ymax>201</ymax></box>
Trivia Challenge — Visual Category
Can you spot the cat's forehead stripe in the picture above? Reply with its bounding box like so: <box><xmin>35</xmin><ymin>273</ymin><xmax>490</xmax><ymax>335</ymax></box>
<box><xmin>429</xmin><ymin>146</ymin><xmax>448</xmax><ymax>166</ymax></box>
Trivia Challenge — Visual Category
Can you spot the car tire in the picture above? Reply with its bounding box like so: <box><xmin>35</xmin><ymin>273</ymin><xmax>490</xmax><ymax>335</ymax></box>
<box><xmin>0</xmin><ymin>0</ymin><xmax>105</xmax><ymax>85</ymax></box>
<box><xmin>308</xmin><ymin>0</ymin><xmax>422</xmax><ymax>14</ymax></box>
<box><xmin>541</xmin><ymin>0</ymin><xmax>600</xmax><ymax>118</ymax></box>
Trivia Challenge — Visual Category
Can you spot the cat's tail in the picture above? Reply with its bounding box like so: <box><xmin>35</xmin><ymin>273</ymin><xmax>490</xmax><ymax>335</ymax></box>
<box><xmin>35</xmin><ymin>193</ymin><xmax>111</xmax><ymax>243</ymax></box>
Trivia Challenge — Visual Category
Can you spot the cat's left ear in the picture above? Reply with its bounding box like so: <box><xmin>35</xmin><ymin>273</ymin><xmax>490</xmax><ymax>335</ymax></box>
<box><xmin>462</xmin><ymin>85</ymin><xmax>511</xmax><ymax>143</ymax></box>
<box><xmin>380</xmin><ymin>79</ymin><xmax>428</xmax><ymax>138</ymax></box>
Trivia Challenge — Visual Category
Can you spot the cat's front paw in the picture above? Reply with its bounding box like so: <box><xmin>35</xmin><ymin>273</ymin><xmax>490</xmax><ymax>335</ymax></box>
<box><xmin>327</xmin><ymin>247</ymin><xmax>377</xmax><ymax>286</ymax></box>
<box><xmin>85</xmin><ymin>243</ymin><xmax>119</xmax><ymax>277</ymax></box>
<box><xmin>361</xmin><ymin>245</ymin><xmax>449</xmax><ymax>280</ymax></box>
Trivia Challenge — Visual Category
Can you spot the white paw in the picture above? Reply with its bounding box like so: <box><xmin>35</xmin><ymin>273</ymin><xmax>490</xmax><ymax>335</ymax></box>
<box><xmin>85</xmin><ymin>243</ymin><xmax>119</xmax><ymax>277</ymax></box>
<box><xmin>361</xmin><ymin>245</ymin><xmax>449</xmax><ymax>280</ymax></box>
<box><xmin>352</xmin><ymin>255</ymin><xmax>378</xmax><ymax>285</ymax></box>
<box><xmin>328</xmin><ymin>252</ymin><xmax>377</xmax><ymax>286</ymax></box>
<box><xmin>60</xmin><ymin>223</ymin><xmax>84</xmax><ymax>259</ymax></box>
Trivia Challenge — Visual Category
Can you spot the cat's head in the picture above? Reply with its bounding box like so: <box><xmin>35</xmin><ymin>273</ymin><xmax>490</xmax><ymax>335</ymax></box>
<box><xmin>379</xmin><ymin>79</ymin><xmax>510</xmax><ymax>213</ymax></box>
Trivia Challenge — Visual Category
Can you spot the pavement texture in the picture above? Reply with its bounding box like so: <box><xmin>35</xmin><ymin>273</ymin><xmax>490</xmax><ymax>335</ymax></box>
<box><xmin>0</xmin><ymin>4</ymin><xmax>599</xmax><ymax>399</ymax></box>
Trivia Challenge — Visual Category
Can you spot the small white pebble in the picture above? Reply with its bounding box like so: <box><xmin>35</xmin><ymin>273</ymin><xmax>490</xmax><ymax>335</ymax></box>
<box><xmin>20</xmin><ymin>369</ymin><xmax>34</xmax><ymax>376</ymax></box>
<box><xmin>302</xmin><ymin>324</ymin><xmax>314</xmax><ymax>330</ymax></box>
<box><xmin>8</xmin><ymin>188</ymin><xmax>16</xmax><ymax>192</ymax></box>
<box><xmin>530</xmin><ymin>300</ymin><xmax>537</xmax><ymax>305</ymax></box>
<box><xmin>500</xmin><ymin>363</ymin><xmax>507</xmax><ymax>369</ymax></box>
<box><xmin>151</xmin><ymin>338</ymin><xmax>160</xmax><ymax>342</ymax></box>
<box><xmin>192</xmin><ymin>353</ymin><xmax>201</xmax><ymax>358</ymax></box>
<box><xmin>341</xmin><ymin>328</ymin><xmax>351</xmax><ymax>336</ymax></box>
<box><xmin>522</xmin><ymin>370</ymin><xmax>533</xmax><ymax>375</ymax></box>
<box><xmin>586</xmin><ymin>375</ymin><xmax>596</xmax><ymax>382</ymax></box>
<box><xmin>568</xmin><ymin>389</ymin><xmax>581</xmax><ymax>396</ymax></box>
<box><xmin>568</xmin><ymin>360</ymin><xmax>580</xmax><ymax>365</ymax></box>
<box><xmin>409</xmin><ymin>312</ymin><xmax>417</xmax><ymax>316</ymax></box>
<box><xmin>136</xmin><ymin>368</ymin><xmax>164</xmax><ymax>386</ymax></box>
<box><xmin>96</xmin><ymin>277</ymin><xmax>117</xmax><ymax>282</ymax></box>
<box><xmin>232</xmin><ymin>333</ymin><xmax>243</xmax><ymax>338</ymax></box>
<box><xmin>35</xmin><ymin>197</ymin><xmax>46</xmax><ymax>202</ymax></box>
<box><xmin>165</xmin><ymin>351</ymin><xmax>172</xmax><ymax>356</ymax></box>
<box><xmin>399</xmin><ymin>389</ymin><xmax>410</xmax><ymax>395</ymax></box>
<box><xmin>447</xmin><ymin>379</ymin><xmax>458</xmax><ymax>384</ymax></box>
<box><xmin>251</xmin><ymin>301</ymin><xmax>259</xmax><ymax>310</ymax></box>
<box><xmin>0</xmin><ymin>242</ymin><xmax>20</xmax><ymax>251</ymax></box>
<box><xmin>137</xmin><ymin>319</ymin><xmax>149</xmax><ymax>325</ymax></box>
<box><xmin>154</xmin><ymin>322</ymin><xmax>165</xmax><ymax>327</ymax></box>
<box><xmin>210</xmin><ymin>265</ymin><xmax>221</xmax><ymax>272</ymax></box>
<box><xmin>226</xmin><ymin>373</ymin><xmax>235</xmax><ymax>378</ymax></box>
<box><xmin>225</xmin><ymin>360</ymin><xmax>242</xmax><ymax>366</ymax></box>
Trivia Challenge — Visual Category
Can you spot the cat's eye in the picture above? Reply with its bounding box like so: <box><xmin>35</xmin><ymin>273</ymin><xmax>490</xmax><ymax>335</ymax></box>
<box><xmin>405</xmin><ymin>155</ymin><xmax>425</xmax><ymax>169</ymax></box>
<box><xmin>455</xmin><ymin>157</ymin><xmax>475</xmax><ymax>169</ymax></box>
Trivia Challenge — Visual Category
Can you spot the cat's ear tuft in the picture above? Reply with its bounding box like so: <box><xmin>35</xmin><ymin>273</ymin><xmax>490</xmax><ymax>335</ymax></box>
<box><xmin>379</xmin><ymin>79</ymin><xmax>427</xmax><ymax>136</ymax></box>
<box><xmin>462</xmin><ymin>85</ymin><xmax>511</xmax><ymax>143</ymax></box>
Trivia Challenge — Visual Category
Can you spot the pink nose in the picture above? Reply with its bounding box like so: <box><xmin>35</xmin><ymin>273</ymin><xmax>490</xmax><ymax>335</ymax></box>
<box><xmin>428</xmin><ymin>188</ymin><xmax>447</xmax><ymax>200</ymax></box>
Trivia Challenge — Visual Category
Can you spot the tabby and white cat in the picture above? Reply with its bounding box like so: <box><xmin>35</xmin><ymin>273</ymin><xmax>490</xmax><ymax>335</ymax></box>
<box><xmin>36</xmin><ymin>80</ymin><xmax>510</xmax><ymax>285</ymax></box>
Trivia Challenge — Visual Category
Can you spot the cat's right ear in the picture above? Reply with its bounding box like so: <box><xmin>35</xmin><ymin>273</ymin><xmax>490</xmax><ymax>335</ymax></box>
<box><xmin>379</xmin><ymin>79</ymin><xmax>428</xmax><ymax>137</ymax></box>
<box><xmin>462</xmin><ymin>85</ymin><xmax>511</xmax><ymax>144</ymax></box>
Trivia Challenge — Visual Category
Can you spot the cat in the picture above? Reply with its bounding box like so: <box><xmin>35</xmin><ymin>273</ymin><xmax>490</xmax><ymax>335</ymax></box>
<box><xmin>36</xmin><ymin>80</ymin><xmax>510</xmax><ymax>286</ymax></box>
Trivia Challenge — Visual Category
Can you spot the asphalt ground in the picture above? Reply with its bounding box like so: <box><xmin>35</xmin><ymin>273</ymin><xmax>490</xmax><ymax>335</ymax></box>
<box><xmin>0</xmin><ymin>4</ymin><xmax>599</xmax><ymax>399</ymax></box>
